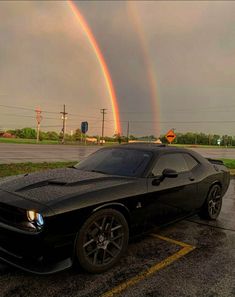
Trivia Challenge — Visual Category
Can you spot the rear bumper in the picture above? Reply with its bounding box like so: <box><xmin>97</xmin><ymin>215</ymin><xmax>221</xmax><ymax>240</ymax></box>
<box><xmin>0</xmin><ymin>221</ymin><xmax>74</xmax><ymax>274</ymax></box>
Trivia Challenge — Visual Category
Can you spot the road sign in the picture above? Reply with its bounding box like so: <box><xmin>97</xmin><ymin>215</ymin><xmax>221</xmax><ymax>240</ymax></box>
<box><xmin>81</xmin><ymin>121</ymin><xmax>88</xmax><ymax>134</ymax></box>
<box><xmin>165</xmin><ymin>129</ymin><xmax>176</xmax><ymax>144</ymax></box>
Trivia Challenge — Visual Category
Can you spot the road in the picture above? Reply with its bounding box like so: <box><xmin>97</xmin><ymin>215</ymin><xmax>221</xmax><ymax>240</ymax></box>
<box><xmin>0</xmin><ymin>180</ymin><xmax>234</xmax><ymax>297</ymax></box>
<box><xmin>1</xmin><ymin>143</ymin><xmax>235</xmax><ymax>163</ymax></box>
<box><xmin>0</xmin><ymin>143</ymin><xmax>98</xmax><ymax>164</ymax></box>
<box><xmin>191</xmin><ymin>147</ymin><xmax>235</xmax><ymax>159</ymax></box>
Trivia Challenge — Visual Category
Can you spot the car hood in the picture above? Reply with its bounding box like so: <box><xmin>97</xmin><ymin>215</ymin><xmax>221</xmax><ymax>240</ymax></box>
<box><xmin>0</xmin><ymin>168</ymin><xmax>133</xmax><ymax>206</ymax></box>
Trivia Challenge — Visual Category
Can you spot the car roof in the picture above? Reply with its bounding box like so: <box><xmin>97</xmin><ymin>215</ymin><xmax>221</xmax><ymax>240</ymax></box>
<box><xmin>109</xmin><ymin>143</ymin><xmax>183</xmax><ymax>153</ymax></box>
<box><xmin>107</xmin><ymin>143</ymin><xmax>206</xmax><ymax>163</ymax></box>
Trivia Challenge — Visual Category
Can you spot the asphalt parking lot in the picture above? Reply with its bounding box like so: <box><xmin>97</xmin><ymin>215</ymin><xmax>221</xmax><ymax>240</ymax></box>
<box><xmin>0</xmin><ymin>180</ymin><xmax>234</xmax><ymax>297</ymax></box>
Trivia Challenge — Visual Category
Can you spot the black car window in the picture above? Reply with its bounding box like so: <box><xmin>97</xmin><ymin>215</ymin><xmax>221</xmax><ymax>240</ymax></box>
<box><xmin>183</xmin><ymin>153</ymin><xmax>199</xmax><ymax>170</ymax></box>
<box><xmin>152</xmin><ymin>153</ymin><xmax>188</xmax><ymax>176</ymax></box>
<box><xmin>75</xmin><ymin>148</ymin><xmax>152</xmax><ymax>177</ymax></box>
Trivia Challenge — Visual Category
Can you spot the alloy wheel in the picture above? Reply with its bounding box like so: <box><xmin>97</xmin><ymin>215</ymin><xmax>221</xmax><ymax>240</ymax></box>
<box><xmin>82</xmin><ymin>214</ymin><xmax>125</xmax><ymax>267</ymax></box>
<box><xmin>208</xmin><ymin>185</ymin><xmax>222</xmax><ymax>218</ymax></box>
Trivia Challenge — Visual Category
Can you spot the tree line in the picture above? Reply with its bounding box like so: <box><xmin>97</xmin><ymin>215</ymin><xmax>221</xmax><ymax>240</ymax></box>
<box><xmin>1</xmin><ymin>128</ymin><xmax>235</xmax><ymax>146</ymax></box>
<box><xmin>160</xmin><ymin>132</ymin><xmax>235</xmax><ymax>146</ymax></box>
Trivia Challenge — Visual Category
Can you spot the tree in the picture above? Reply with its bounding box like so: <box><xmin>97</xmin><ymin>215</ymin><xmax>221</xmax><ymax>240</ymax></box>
<box><xmin>46</xmin><ymin>131</ymin><xmax>59</xmax><ymax>141</ymax></box>
<box><xmin>20</xmin><ymin>128</ymin><xmax>36</xmax><ymax>139</ymax></box>
<box><xmin>113</xmin><ymin>133</ymin><xmax>122</xmax><ymax>144</ymax></box>
<box><xmin>73</xmin><ymin>128</ymin><xmax>82</xmax><ymax>141</ymax></box>
<box><xmin>129</xmin><ymin>135</ymin><xmax>137</xmax><ymax>141</ymax></box>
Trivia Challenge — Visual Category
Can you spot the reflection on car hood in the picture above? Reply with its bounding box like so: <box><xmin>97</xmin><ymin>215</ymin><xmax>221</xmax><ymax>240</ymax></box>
<box><xmin>0</xmin><ymin>168</ymin><xmax>133</xmax><ymax>205</ymax></box>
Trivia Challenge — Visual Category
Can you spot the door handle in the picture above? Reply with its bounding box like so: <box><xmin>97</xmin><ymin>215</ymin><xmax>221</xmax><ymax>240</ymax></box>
<box><xmin>189</xmin><ymin>177</ymin><xmax>195</xmax><ymax>181</ymax></box>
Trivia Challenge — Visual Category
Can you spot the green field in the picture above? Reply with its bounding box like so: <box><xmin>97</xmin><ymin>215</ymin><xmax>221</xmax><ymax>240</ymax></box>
<box><xmin>172</xmin><ymin>143</ymin><xmax>235</xmax><ymax>149</ymax></box>
<box><xmin>220</xmin><ymin>159</ymin><xmax>235</xmax><ymax>169</ymax></box>
<box><xmin>0</xmin><ymin>161</ymin><xmax>77</xmax><ymax>178</ymax></box>
<box><xmin>0</xmin><ymin>138</ymin><xmax>60</xmax><ymax>145</ymax></box>
<box><xmin>1</xmin><ymin>137</ymin><xmax>235</xmax><ymax>148</ymax></box>
<box><xmin>0</xmin><ymin>137</ymin><xmax>115</xmax><ymax>146</ymax></box>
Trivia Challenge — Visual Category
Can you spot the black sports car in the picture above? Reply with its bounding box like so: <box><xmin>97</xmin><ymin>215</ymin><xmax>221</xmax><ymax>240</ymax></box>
<box><xmin>0</xmin><ymin>144</ymin><xmax>230</xmax><ymax>274</ymax></box>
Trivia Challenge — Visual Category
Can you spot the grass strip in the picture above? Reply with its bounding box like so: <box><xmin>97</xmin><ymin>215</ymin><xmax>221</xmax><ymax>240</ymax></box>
<box><xmin>220</xmin><ymin>159</ymin><xmax>235</xmax><ymax>169</ymax></box>
<box><xmin>0</xmin><ymin>161</ymin><xmax>77</xmax><ymax>178</ymax></box>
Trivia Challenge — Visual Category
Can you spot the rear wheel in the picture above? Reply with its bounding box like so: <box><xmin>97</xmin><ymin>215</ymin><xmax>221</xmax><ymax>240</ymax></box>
<box><xmin>199</xmin><ymin>184</ymin><xmax>222</xmax><ymax>220</ymax></box>
<box><xmin>75</xmin><ymin>209</ymin><xmax>129</xmax><ymax>273</ymax></box>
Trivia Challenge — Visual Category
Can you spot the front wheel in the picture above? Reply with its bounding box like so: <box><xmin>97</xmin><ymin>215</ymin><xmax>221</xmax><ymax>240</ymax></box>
<box><xmin>75</xmin><ymin>209</ymin><xmax>129</xmax><ymax>273</ymax></box>
<box><xmin>199</xmin><ymin>184</ymin><xmax>222</xmax><ymax>220</ymax></box>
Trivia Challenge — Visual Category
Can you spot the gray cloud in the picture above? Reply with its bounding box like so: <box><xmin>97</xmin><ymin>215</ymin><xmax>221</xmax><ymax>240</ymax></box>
<box><xmin>75</xmin><ymin>1</ymin><xmax>235</xmax><ymax>135</ymax></box>
<box><xmin>0</xmin><ymin>1</ymin><xmax>235</xmax><ymax>136</ymax></box>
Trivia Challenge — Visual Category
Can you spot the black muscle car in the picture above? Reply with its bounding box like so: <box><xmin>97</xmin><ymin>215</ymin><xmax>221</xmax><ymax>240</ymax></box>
<box><xmin>0</xmin><ymin>144</ymin><xmax>230</xmax><ymax>274</ymax></box>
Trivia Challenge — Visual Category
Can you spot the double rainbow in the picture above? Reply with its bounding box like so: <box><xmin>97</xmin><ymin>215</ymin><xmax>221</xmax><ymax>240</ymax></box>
<box><xmin>127</xmin><ymin>2</ymin><xmax>161</xmax><ymax>136</ymax></box>
<box><xmin>68</xmin><ymin>1</ymin><xmax>160</xmax><ymax>136</ymax></box>
<box><xmin>68</xmin><ymin>0</ymin><xmax>121</xmax><ymax>134</ymax></box>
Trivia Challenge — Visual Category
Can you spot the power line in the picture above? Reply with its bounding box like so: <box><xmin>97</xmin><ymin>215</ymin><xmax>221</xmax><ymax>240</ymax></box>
<box><xmin>111</xmin><ymin>103</ymin><xmax>235</xmax><ymax>113</ymax></box>
<box><xmin>0</xmin><ymin>104</ymin><xmax>60</xmax><ymax>114</ymax></box>
<box><xmin>69</xmin><ymin>113</ymin><xmax>101</xmax><ymax>119</ymax></box>
<box><xmin>2</xmin><ymin>103</ymin><xmax>235</xmax><ymax>136</ymax></box>
<box><xmin>0</xmin><ymin>104</ymin><xmax>34</xmax><ymax>112</ymax></box>
<box><xmin>0</xmin><ymin>104</ymin><xmax>102</xmax><ymax>119</ymax></box>
<box><xmin>2</xmin><ymin>103</ymin><xmax>235</xmax><ymax>114</ymax></box>
<box><xmin>105</xmin><ymin>119</ymin><xmax>235</xmax><ymax>124</ymax></box>
<box><xmin>1</xmin><ymin>113</ymin><xmax>61</xmax><ymax>120</ymax></box>
<box><xmin>3</xmin><ymin>113</ymin><xmax>235</xmax><ymax>125</ymax></box>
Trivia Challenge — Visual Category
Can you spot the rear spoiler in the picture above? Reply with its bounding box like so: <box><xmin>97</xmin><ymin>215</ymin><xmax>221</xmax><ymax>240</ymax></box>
<box><xmin>207</xmin><ymin>158</ymin><xmax>224</xmax><ymax>165</ymax></box>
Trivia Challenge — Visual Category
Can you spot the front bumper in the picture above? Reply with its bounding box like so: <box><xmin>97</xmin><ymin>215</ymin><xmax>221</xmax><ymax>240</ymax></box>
<box><xmin>0</xmin><ymin>221</ymin><xmax>73</xmax><ymax>275</ymax></box>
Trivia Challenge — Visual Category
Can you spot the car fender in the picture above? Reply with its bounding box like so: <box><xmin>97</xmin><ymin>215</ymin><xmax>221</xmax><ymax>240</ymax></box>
<box><xmin>92</xmin><ymin>202</ymin><xmax>131</xmax><ymax>226</ymax></box>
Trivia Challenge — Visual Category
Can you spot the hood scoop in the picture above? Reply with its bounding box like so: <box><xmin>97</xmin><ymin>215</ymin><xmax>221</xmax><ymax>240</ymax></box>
<box><xmin>16</xmin><ymin>179</ymin><xmax>68</xmax><ymax>192</ymax></box>
<box><xmin>47</xmin><ymin>180</ymin><xmax>68</xmax><ymax>186</ymax></box>
<box><xmin>15</xmin><ymin>176</ymin><xmax>108</xmax><ymax>193</ymax></box>
<box><xmin>2</xmin><ymin>168</ymin><xmax>115</xmax><ymax>194</ymax></box>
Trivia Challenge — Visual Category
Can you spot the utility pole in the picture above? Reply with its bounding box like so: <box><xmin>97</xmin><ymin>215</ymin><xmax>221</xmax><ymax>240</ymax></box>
<box><xmin>100</xmin><ymin>108</ymin><xmax>107</xmax><ymax>145</ymax></box>
<box><xmin>126</xmin><ymin>121</ymin><xmax>130</xmax><ymax>143</ymax></box>
<box><xmin>60</xmin><ymin>104</ymin><xmax>68</xmax><ymax>144</ymax></box>
<box><xmin>35</xmin><ymin>107</ymin><xmax>42</xmax><ymax>143</ymax></box>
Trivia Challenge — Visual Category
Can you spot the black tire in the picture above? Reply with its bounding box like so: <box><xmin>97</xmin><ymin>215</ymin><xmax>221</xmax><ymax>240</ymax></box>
<box><xmin>199</xmin><ymin>184</ymin><xmax>222</xmax><ymax>220</ymax></box>
<box><xmin>75</xmin><ymin>208</ymin><xmax>129</xmax><ymax>273</ymax></box>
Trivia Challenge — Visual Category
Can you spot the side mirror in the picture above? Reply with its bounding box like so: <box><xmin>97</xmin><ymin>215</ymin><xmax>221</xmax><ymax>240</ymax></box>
<box><xmin>162</xmin><ymin>168</ymin><xmax>178</xmax><ymax>178</ymax></box>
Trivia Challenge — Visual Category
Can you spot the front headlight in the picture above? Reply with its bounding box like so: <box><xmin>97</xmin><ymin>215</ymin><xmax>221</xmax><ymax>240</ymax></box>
<box><xmin>27</xmin><ymin>210</ymin><xmax>44</xmax><ymax>227</ymax></box>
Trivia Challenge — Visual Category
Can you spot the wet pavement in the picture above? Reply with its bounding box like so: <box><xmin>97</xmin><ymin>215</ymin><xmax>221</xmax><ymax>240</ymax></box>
<box><xmin>0</xmin><ymin>143</ymin><xmax>98</xmax><ymax>164</ymax></box>
<box><xmin>0</xmin><ymin>181</ymin><xmax>234</xmax><ymax>297</ymax></box>
<box><xmin>191</xmin><ymin>147</ymin><xmax>235</xmax><ymax>159</ymax></box>
<box><xmin>1</xmin><ymin>143</ymin><xmax>235</xmax><ymax>163</ymax></box>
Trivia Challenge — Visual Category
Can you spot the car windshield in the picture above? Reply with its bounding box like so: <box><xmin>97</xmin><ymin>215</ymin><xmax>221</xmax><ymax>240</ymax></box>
<box><xmin>75</xmin><ymin>148</ymin><xmax>152</xmax><ymax>177</ymax></box>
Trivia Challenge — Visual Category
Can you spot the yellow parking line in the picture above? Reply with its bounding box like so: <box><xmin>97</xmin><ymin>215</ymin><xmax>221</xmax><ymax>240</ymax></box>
<box><xmin>101</xmin><ymin>235</ymin><xmax>195</xmax><ymax>297</ymax></box>
<box><xmin>151</xmin><ymin>234</ymin><xmax>194</xmax><ymax>248</ymax></box>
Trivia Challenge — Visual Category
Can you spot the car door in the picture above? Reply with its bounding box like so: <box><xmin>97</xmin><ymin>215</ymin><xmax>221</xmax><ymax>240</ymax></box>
<box><xmin>146</xmin><ymin>152</ymin><xmax>198</xmax><ymax>226</ymax></box>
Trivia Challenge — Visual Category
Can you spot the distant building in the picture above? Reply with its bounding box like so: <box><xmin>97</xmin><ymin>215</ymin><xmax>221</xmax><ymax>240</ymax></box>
<box><xmin>86</xmin><ymin>137</ymin><xmax>98</xmax><ymax>144</ymax></box>
<box><xmin>0</xmin><ymin>132</ymin><xmax>15</xmax><ymax>138</ymax></box>
<box><xmin>129</xmin><ymin>139</ymin><xmax>162</xmax><ymax>144</ymax></box>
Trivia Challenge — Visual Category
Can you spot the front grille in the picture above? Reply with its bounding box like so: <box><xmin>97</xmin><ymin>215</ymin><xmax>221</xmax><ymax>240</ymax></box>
<box><xmin>0</xmin><ymin>202</ymin><xmax>26</xmax><ymax>226</ymax></box>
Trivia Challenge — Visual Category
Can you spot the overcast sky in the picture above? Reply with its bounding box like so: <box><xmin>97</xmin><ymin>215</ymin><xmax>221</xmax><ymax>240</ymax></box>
<box><xmin>0</xmin><ymin>1</ymin><xmax>235</xmax><ymax>136</ymax></box>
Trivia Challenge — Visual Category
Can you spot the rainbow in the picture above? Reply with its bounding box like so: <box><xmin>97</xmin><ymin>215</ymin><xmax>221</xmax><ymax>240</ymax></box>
<box><xmin>127</xmin><ymin>2</ymin><xmax>161</xmax><ymax>136</ymax></box>
<box><xmin>68</xmin><ymin>0</ymin><xmax>121</xmax><ymax>134</ymax></box>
